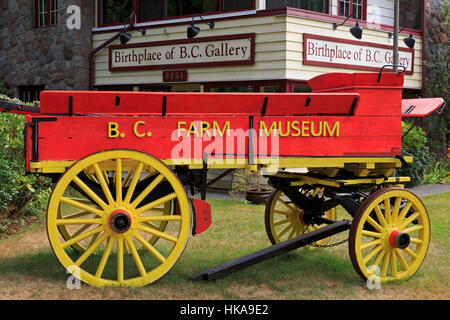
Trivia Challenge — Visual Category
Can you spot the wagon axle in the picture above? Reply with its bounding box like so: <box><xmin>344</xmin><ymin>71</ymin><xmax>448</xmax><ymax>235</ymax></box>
<box><xmin>109</xmin><ymin>210</ymin><xmax>132</xmax><ymax>234</ymax></box>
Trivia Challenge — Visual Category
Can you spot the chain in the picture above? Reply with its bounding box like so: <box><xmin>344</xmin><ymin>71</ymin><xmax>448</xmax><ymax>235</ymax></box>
<box><xmin>308</xmin><ymin>238</ymin><xmax>348</xmax><ymax>248</ymax></box>
<box><xmin>302</xmin><ymin>224</ymin><xmax>348</xmax><ymax>248</ymax></box>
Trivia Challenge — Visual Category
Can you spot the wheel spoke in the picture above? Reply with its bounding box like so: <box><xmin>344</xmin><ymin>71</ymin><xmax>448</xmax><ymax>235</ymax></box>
<box><xmin>123</xmin><ymin>169</ymin><xmax>135</xmax><ymax>187</ymax></box>
<box><xmin>360</xmin><ymin>238</ymin><xmax>382</xmax><ymax>250</ymax></box>
<box><xmin>366</xmin><ymin>216</ymin><xmax>384</xmax><ymax>233</ymax></box>
<box><xmin>372</xmin><ymin>249</ymin><xmax>386</xmax><ymax>269</ymax></box>
<box><xmin>62</xmin><ymin>210</ymin><xmax>94</xmax><ymax>220</ymax></box>
<box><xmin>93</xmin><ymin>163</ymin><xmax>114</xmax><ymax>206</ymax></box>
<box><xmin>403</xmin><ymin>225</ymin><xmax>423</xmax><ymax>234</ymax></box>
<box><xmin>133</xmin><ymin>231</ymin><xmax>166</xmax><ymax>263</ymax></box>
<box><xmin>278</xmin><ymin>198</ymin><xmax>295</xmax><ymax>212</ymax></box>
<box><xmin>60</xmin><ymin>197</ymin><xmax>104</xmax><ymax>217</ymax></box>
<box><xmin>391</xmin><ymin>197</ymin><xmax>402</xmax><ymax>224</ymax></box>
<box><xmin>136</xmin><ymin>215</ymin><xmax>182</xmax><ymax>223</ymax></box>
<box><xmin>363</xmin><ymin>245</ymin><xmax>383</xmax><ymax>265</ymax></box>
<box><xmin>71</xmin><ymin>223</ymin><xmax>92</xmax><ymax>239</ymax></box>
<box><xmin>95</xmin><ymin>236</ymin><xmax>115</xmax><ymax>278</ymax></box>
<box><xmin>56</xmin><ymin>218</ymin><xmax>102</xmax><ymax>225</ymax></box>
<box><xmin>136</xmin><ymin>223</ymin><xmax>178</xmax><ymax>243</ymax></box>
<box><xmin>380</xmin><ymin>250</ymin><xmax>390</xmax><ymax>278</ymax></box>
<box><xmin>399</xmin><ymin>211</ymin><xmax>420</xmax><ymax>230</ymax></box>
<box><xmin>131</xmin><ymin>174</ymin><xmax>165</xmax><ymax>209</ymax></box>
<box><xmin>124</xmin><ymin>162</ymin><xmax>144</xmax><ymax>204</ymax></box>
<box><xmin>125</xmin><ymin>235</ymin><xmax>147</xmax><ymax>277</ymax></box>
<box><xmin>274</xmin><ymin>209</ymin><xmax>294</xmax><ymax>217</ymax></box>
<box><xmin>384</xmin><ymin>198</ymin><xmax>392</xmax><ymax>224</ymax></box>
<box><xmin>117</xmin><ymin>237</ymin><xmax>124</xmax><ymax>283</ymax></box>
<box><xmin>374</xmin><ymin>204</ymin><xmax>387</xmax><ymax>227</ymax></box>
<box><xmin>75</xmin><ymin>233</ymin><xmax>108</xmax><ymax>267</ymax></box>
<box><xmin>135</xmin><ymin>192</ymin><xmax>177</xmax><ymax>215</ymax></box>
<box><xmin>273</xmin><ymin>218</ymin><xmax>291</xmax><ymax>226</ymax></box>
<box><xmin>395</xmin><ymin>248</ymin><xmax>409</xmax><ymax>271</ymax></box>
<box><xmin>73</xmin><ymin>176</ymin><xmax>108</xmax><ymax>210</ymax></box>
<box><xmin>409</xmin><ymin>237</ymin><xmax>423</xmax><ymax>244</ymax></box>
<box><xmin>390</xmin><ymin>250</ymin><xmax>398</xmax><ymax>278</ymax></box>
<box><xmin>277</xmin><ymin>223</ymin><xmax>293</xmax><ymax>239</ymax></box>
<box><xmin>403</xmin><ymin>247</ymin><xmax>418</xmax><ymax>259</ymax></box>
<box><xmin>115</xmin><ymin>159</ymin><xmax>123</xmax><ymax>204</ymax></box>
<box><xmin>361</xmin><ymin>229</ymin><xmax>383</xmax><ymax>238</ymax></box>
<box><xmin>62</xmin><ymin>226</ymin><xmax>103</xmax><ymax>249</ymax></box>
<box><xmin>397</xmin><ymin>201</ymin><xmax>413</xmax><ymax>223</ymax></box>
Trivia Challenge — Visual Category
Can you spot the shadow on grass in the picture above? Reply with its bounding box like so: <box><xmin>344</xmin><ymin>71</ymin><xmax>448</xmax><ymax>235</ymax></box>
<box><xmin>0</xmin><ymin>244</ymin><xmax>361</xmax><ymax>297</ymax></box>
<box><xmin>0</xmin><ymin>249</ymin><xmax>67</xmax><ymax>282</ymax></box>
<box><xmin>184</xmin><ymin>246</ymin><xmax>360</xmax><ymax>287</ymax></box>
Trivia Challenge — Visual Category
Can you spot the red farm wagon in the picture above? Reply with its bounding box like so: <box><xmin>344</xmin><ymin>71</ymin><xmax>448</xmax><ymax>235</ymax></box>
<box><xmin>0</xmin><ymin>71</ymin><xmax>444</xmax><ymax>287</ymax></box>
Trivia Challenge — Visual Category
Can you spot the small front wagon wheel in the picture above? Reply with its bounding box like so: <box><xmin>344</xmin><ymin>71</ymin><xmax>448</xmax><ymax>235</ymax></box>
<box><xmin>348</xmin><ymin>188</ymin><xmax>430</xmax><ymax>283</ymax></box>
<box><xmin>265</xmin><ymin>188</ymin><xmax>336</xmax><ymax>246</ymax></box>
<box><xmin>47</xmin><ymin>150</ymin><xmax>190</xmax><ymax>287</ymax></box>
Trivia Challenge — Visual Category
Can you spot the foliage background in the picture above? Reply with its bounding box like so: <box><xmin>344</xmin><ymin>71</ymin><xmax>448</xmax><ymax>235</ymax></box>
<box><xmin>0</xmin><ymin>90</ymin><xmax>52</xmax><ymax>235</ymax></box>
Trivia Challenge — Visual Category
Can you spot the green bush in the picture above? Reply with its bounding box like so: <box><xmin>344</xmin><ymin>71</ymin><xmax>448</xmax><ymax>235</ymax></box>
<box><xmin>397</xmin><ymin>121</ymin><xmax>434</xmax><ymax>186</ymax></box>
<box><xmin>0</xmin><ymin>100</ymin><xmax>52</xmax><ymax>218</ymax></box>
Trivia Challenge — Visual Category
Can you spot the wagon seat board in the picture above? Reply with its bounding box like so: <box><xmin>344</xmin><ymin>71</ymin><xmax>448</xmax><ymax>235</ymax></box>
<box><xmin>28</xmin><ymin>72</ymin><xmax>409</xmax><ymax>169</ymax></box>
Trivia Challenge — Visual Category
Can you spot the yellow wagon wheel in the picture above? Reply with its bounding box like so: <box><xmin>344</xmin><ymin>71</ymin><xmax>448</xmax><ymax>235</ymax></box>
<box><xmin>265</xmin><ymin>188</ymin><xmax>337</xmax><ymax>246</ymax></box>
<box><xmin>57</xmin><ymin>198</ymin><xmax>172</xmax><ymax>252</ymax></box>
<box><xmin>47</xmin><ymin>149</ymin><xmax>190</xmax><ymax>287</ymax></box>
<box><xmin>348</xmin><ymin>187</ymin><xmax>430</xmax><ymax>283</ymax></box>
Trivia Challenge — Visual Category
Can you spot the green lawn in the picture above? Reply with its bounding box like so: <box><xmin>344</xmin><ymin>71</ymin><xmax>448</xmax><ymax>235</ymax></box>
<box><xmin>0</xmin><ymin>192</ymin><xmax>448</xmax><ymax>300</ymax></box>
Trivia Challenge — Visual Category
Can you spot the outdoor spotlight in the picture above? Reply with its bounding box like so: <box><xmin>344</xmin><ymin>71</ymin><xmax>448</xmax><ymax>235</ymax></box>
<box><xmin>403</xmin><ymin>34</ymin><xmax>415</xmax><ymax>49</ymax></box>
<box><xmin>332</xmin><ymin>16</ymin><xmax>363</xmax><ymax>40</ymax></box>
<box><xmin>120</xmin><ymin>31</ymin><xmax>132</xmax><ymax>45</ymax></box>
<box><xmin>350</xmin><ymin>21</ymin><xmax>363</xmax><ymax>40</ymax></box>
<box><xmin>187</xmin><ymin>24</ymin><xmax>200</xmax><ymax>38</ymax></box>
<box><xmin>187</xmin><ymin>15</ymin><xmax>215</xmax><ymax>38</ymax></box>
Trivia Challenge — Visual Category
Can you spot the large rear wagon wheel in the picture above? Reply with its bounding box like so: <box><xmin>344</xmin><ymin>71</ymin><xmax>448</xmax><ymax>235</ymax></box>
<box><xmin>348</xmin><ymin>187</ymin><xmax>430</xmax><ymax>283</ymax></box>
<box><xmin>47</xmin><ymin>150</ymin><xmax>190</xmax><ymax>287</ymax></box>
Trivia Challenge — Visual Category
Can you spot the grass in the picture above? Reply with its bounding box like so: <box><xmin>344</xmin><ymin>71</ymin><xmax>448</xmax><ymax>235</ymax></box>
<box><xmin>0</xmin><ymin>192</ymin><xmax>448</xmax><ymax>300</ymax></box>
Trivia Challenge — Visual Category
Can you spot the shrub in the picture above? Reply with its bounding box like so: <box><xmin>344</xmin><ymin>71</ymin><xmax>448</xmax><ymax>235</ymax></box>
<box><xmin>0</xmin><ymin>99</ymin><xmax>52</xmax><ymax>218</ymax></box>
<box><xmin>397</xmin><ymin>121</ymin><xmax>434</xmax><ymax>186</ymax></box>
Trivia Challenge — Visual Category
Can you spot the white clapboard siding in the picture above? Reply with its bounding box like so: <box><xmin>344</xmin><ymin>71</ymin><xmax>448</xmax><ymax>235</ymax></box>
<box><xmin>93</xmin><ymin>6</ymin><xmax>421</xmax><ymax>89</ymax></box>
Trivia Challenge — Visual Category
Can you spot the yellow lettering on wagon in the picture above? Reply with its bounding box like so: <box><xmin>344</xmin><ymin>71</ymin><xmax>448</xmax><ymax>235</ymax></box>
<box><xmin>177</xmin><ymin>121</ymin><xmax>187</xmax><ymax>138</ymax></box>
<box><xmin>177</xmin><ymin>121</ymin><xmax>230</xmax><ymax>138</ymax></box>
<box><xmin>258</xmin><ymin>121</ymin><xmax>340</xmax><ymax>137</ymax></box>
<box><xmin>213</xmin><ymin>121</ymin><xmax>230</xmax><ymax>137</ymax></box>
<box><xmin>134</xmin><ymin>121</ymin><xmax>146</xmax><ymax>138</ymax></box>
<box><xmin>259</xmin><ymin>121</ymin><xmax>278</xmax><ymax>137</ymax></box>
<box><xmin>324</xmin><ymin>121</ymin><xmax>340</xmax><ymax>137</ymax></box>
<box><xmin>108</xmin><ymin>122</ymin><xmax>120</xmax><ymax>138</ymax></box>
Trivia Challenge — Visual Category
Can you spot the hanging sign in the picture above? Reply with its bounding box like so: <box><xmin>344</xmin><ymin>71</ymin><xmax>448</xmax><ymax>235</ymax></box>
<box><xmin>109</xmin><ymin>33</ymin><xmax>255</xmax><ymax>72</ymax></box>
<box><xmin>303</xmin><ymin>33</ymin><xmax>414</xmax><ymax>74</ymax></box>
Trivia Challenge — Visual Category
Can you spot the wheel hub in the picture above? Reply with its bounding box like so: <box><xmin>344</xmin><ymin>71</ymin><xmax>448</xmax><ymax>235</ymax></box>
<box><xmin>109</xmin><ymin>210</ymin><xmax>132</xmax><ymax>234</ymax></box>
<box><xmin>388</xmin><ymin>229</ymin><xmax>410</xmax><ymax>249</ymax></box>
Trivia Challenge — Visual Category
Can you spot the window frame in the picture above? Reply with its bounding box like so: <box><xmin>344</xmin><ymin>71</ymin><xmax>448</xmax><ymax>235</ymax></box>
<box><xmin>97</xmin><ymin>0</ymin><xmax>256</xmax><ymax>27</ymax></box>
<box><xmin>266</xmin><ymin>0</ymin><xmax>331</xmax><ymax>15</ymax></box>
<box><xmin>337</xmin><ymin>0</ymin><xmax>367</xmax><ymax>21</ymax></box>
<box><xmin>35</xmin><ymin>0</ymin><xmax>58</xmax><ymax>28</ymax></box>
<box><xmin>19</xmin><ymin>85</ymin><xmax>45</xmax><ymax>103</ymax></box>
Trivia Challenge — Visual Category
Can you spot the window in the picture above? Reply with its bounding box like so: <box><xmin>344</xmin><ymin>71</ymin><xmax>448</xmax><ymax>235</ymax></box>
<box><xmin>266</xmin><ymin>0</ymin><xmax>328</xmax><ymax>14</ymax></box>
<box><xmin>36</xmin><ymin>0</ymin><xmax>58</xmax><ymax>27</ymax></box>
<box><xmin>338</xmin><ymin>0</ymin><xmax>364</xmax><ymax>20</ymax></box>
<box><xmin>19</xmin><ymin>86</ymin><xmax>45</xmax><ymax>103</ymax></box>
<box><xmin>100</xmin><ymin>0</ymin><xmax>133</xmax><ymax>26</ymax></box>
<box><xmin>210</xmin><ymin>86</ymin><xmax>254</xmax><ymax>92</ymax></box>
<box><xmin>138</xmin><ymin>0</ymin><xmax>254</xmax><ymax>23</ymax></box>
<box><xmin>400</xmin><ymin>0</ymin><xmax>422</xmax><ymax>29</ymax></box>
